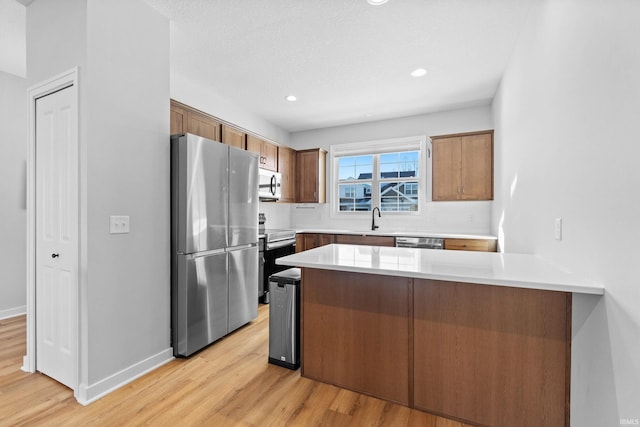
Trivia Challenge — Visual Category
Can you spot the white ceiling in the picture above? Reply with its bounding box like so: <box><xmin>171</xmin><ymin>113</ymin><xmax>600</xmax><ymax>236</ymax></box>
<box><xmin>143</xmin><ymin>0</ymin><xmax>536</xmax><ymax>132</ymax></box>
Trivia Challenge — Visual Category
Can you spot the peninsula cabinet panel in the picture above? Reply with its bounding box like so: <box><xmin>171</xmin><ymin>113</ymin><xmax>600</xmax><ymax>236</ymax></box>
<box><xmin>432</xmin><ymin>130</ymin><xmax>493</xmax><ymax>201</ymax></box>
<box><xmin>413</xmin><ymin>279</ymin><xmax>570</xmax><ymax>427</ymax></box>
<box><xmin>301</xmin><ymin>268</ymin><xmax>411</xmax><ymax>406</ymax></box>
<box><xmin>221</xmin><ymin>124</ymin><xmax>246</xmax><ymax>149</ymax></box>
<box><xmin>278</xmin><ymin>146</ymin><xmax>296</xmax><ymax>202</ymax></box>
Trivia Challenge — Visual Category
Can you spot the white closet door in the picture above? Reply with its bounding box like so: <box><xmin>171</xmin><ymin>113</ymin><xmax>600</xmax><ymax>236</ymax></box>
<box><xmin>35</xmin><ymin>84</ymin><xmax>78</xmax><ymax>389</ymax></box>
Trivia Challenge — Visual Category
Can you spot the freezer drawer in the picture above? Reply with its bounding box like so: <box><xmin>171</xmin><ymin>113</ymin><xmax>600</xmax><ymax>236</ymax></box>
<box><xmin>228</xmin><ymin>245</ymin><xmax>258</xmax><ymax>332</ymax></box>
<box><xmin>173</xmin><ymin>251</ymin><xmax>228</xmax><ymax>357</ymax></box>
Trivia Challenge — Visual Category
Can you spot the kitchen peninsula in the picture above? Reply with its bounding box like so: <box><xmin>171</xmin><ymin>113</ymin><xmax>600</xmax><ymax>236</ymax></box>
<box><xmin>277</xmin><ymin>244</ymin><xmax>603</xmax><ymax>427</ymax></box>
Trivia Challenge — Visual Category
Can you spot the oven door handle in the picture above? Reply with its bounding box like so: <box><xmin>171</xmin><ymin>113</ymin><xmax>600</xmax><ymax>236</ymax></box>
<box><xmin>265</xmin><ymin>239</ymin><xmax>296</xmax><ymax>250</ymax></box>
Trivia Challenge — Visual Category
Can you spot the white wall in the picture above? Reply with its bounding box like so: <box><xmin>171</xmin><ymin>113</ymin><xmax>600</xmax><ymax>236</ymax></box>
<box><xmin>0</xmin><ymin>0</ymin><xmax>26</xmax><ymax>77</ymax></box>
<box><xmin>0</xmin><ymin>70</ymin><xmax>27</xmax><ymax>319</ymax></box>
<box><xmin>27</xmin><ymin>0</ymin><xmax>171</xmax><ymax>401</ymax></box>
<box><xmin>492</xmin><ymin>0</ymin><xmax>640</xmax><ymax>425</ymax></box>
<box><xmin>84</xmin><ymin>0</ymin><xmax>171</xmax><ymax>387</ymax></box>
<box><xmin>289</xmin><ymin>105</ymin><xmax>494</xmax><ymax>234</ymax></box>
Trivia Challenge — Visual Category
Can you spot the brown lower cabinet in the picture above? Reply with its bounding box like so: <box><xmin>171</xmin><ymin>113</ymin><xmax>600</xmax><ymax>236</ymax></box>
<box><xmin>444</xmin><ymin>238</ymin><xmax>497</xmax><ymax>252</ymax></box>
<box><xmin>333</xmin><ymin>234</ymin><xmax>395</xmax><ymax>247</ymax></box>
<box><xmin>296</xmin><ymin>233</ymin><xmax>496</xmax><ymax>252</ymax></box>
<box><xmin>296</xmin><ymin>233</ymin><xmax>335</xmax><ymax>252</ymax></box>
<box><xmin>301</xmin><ymin>268</ymin><xmax>571</xmax><ymax>427</ymax></box>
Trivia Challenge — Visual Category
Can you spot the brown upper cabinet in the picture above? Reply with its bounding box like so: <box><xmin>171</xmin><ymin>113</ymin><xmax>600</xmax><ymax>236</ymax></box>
<box><xmin>296</xmin><ymin>148</ymin><xmax>327</xmax><ymax>203</ymax></box>
<box><xmin>221</xmin><ymin>124</ymin><xmax>246</xmax><ymax>150</ymax></box>
<box><xmin>170</xmin><ymin>100</ymin><xmax>222</xmax><ymax>142</ymax></box>
<box><xmin>278</xmin><ymin>146</ymin><xmax>297</xmax><ymax>203</ymax></box>
<box><xmin>170</xmin><ymin>102</ymin><xmax>186</xmax><ymax>134</ymax></box>
<box><xmin>432</xmin><ymin>130</ymin><xmax>493</xmax><ymax>201</ymax></box>
<box><xmin>246</xmin><ymin>135</ymin><xmax>278</xmax><ymax>172</ymax></box>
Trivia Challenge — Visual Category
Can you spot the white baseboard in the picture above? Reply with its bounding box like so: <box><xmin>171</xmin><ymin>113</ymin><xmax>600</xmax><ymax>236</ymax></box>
<box><xmin>0</xmin><ymin>305</ymin><xmax>27</xmax><ymax>320</ymax></box>
<box><xmin>76</xmin><ymin>348</ymin><xmax>174</xmax><ymax>405</ymax></box>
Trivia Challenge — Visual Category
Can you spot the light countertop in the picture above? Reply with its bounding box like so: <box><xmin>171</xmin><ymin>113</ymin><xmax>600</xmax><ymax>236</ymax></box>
<box><xmin>295</xmin><ymin>229</ymin><xmax>497</xmax><ymax>240</ymax></box>
<box><xmin>277</xmin><ymin>244</ymin><xmax>604</xmax><ymax>295</ymax></box>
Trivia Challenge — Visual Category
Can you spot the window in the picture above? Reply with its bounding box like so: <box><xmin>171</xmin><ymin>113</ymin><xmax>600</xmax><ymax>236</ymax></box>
<box><xmin>332</xmin><ymin>136</ymin><xmax>426</xmax><ymax>214</ymax></box>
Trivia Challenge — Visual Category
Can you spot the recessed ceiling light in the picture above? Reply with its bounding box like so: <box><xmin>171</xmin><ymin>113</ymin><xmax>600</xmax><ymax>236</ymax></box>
<box><xmin>285</xmin><ymin>95</ymin><xmax>297</xmax><ymax>102</ymax></box>
<box><xmin>411</xmin><ymin>68</ymin><xmax>428</xmax><ymax>77</ymax></box>
<box><xmin>367</xmin><ymin>0</ymin><xmax>388</xmax><ymax>5</ymax></box>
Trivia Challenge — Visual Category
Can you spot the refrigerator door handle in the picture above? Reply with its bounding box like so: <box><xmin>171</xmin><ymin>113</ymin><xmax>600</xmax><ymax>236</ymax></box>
<box><xmin>227</xmin><ymin>243</ymin><xmax>256</xmax><ymax>252</ymax></box>
<box><xmin>188</xmin><ymin>248</ymin><xmax>227</xmax><ymax>259</ymax></box>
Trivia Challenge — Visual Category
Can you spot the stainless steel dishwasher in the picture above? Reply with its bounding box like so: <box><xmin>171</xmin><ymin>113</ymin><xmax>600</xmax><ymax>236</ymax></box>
<box><xmin>395</xmin><ymin>236</ymin><xmax>444</xmax><ymax>249</ymax></box>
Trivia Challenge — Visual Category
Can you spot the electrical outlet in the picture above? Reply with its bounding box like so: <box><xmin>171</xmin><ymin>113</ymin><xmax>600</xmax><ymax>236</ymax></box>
<box><xmin>110</xmin><ymin>215</ymin><xmax>130</xmax><ymax>234</ymax></box>
<box><xmin>554</xmin><ymin>218</ymin><xmax>562</xmax><ymax>241</ymax></box>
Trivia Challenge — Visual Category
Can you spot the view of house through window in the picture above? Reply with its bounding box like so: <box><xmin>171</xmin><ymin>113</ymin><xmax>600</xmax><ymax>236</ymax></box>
<box><xmin>337</xmin><ymin>150</ymin><xmax>420</xmax><ymax>212</ymax></box>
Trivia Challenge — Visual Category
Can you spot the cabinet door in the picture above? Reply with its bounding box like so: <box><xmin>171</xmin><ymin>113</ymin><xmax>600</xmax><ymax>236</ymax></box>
<box><xmin>247</xmin><ymin>135</ymin><xmax>279</xmax><ymax>171</ymax></box>
<box><xmin>318</xmin><ymin>234</ymin><xmax>335</xmax><ymax>247</ymax></box>
<box><xmin>261</xmin><ymin>141</ymin><xmax>278</xmax><ymax>172</ymax></box>
<box><xmin>444</xmin><ymin>238</ymin><xmax>497</xmax><ymax>252</ymax></box>
<box><xmin>222</xmin><ymin>124</ymin><xmax>246</xmax><ymax>149</ymax></box>
<box><xmin>246</xmin><ymin>134</ymin><xmax>261</xmax><ymax>157</ymax></box>
<box><xmin>303</xmin><ymin>234</ymin><xmax>319</xmax><ymax>251</ymax></box>
<box><xmin>296</xmin><ymin>233</ymin><xmax>334</xmax><ymax>251</ymax></box>
<box><xmin>432</xmin><ymin>137</ymin><xmax>461</xmax><ymax>201</ymax></box>
<box><xmin>297</xmin><ymin>150</ymin><xmax>319</xmax><ymax>203</ymax></box>
<box><xmin>186</xmin><ymin>110</ymin><xmax>221</xmax><ymax>142</ymax></box>
<box><xmin>296</xmin><ymin>149</ymin><xmax>326</xmax><ymax>203</ymax></box>
<box><xmin>278</xmin><ymin>146</ymin><xmax>297</xmax><ymax>203</ymax></box>
<box><xmin>170</xmin><ymin>102</ymin><xmax>186</xmax><ymax>134</ymax></box>
<box><xmin>334</xmin><ymin>234</ymin><xmax>395</xmax><ymax>247</ymax></box>
<box><xmin>460</xmin><ymin>133</ymin><xmax>493</xmax><ymax>200</ymax></box>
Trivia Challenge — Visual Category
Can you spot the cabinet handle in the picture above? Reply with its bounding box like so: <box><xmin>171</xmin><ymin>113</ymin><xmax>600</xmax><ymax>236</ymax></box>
<box><xmin>462</xmin><ymin>187</ymin><xmax>465</xmax><ymax>194</ymax></box>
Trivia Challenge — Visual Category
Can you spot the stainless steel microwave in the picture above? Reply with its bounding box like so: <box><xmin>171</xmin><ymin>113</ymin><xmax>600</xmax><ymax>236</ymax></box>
<box><xmin>258</xmin><ymin>169</ymin><xmax>281</xmax><ymax>200</ymax></box>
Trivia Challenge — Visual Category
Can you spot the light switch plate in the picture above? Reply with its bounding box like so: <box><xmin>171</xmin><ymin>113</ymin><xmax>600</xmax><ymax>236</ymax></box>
<box><xmin>110</xmin><ymin>215</ymin><xmax>130</xmax><ymax>234</ymax></box>
<box><xmin>554</xmin><ymin>218</ymin><xmax>562</xmax><ymax>241</ymax></box>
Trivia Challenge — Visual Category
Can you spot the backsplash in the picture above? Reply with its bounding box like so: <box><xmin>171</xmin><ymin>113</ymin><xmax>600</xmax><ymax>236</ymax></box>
<box><xmin>290</xmin><ymin>201</ymin><xmax>493</xmax><ymax>235</ymax></box>
<box><xmin>260</xmin><ymin>200</ymin><xmax>493</xmax><ymax>235</ymax></box>
<box><xmin>258</xmin><ymin>201</ymin><xmax>292</xmax><ymax>230</ymax></box>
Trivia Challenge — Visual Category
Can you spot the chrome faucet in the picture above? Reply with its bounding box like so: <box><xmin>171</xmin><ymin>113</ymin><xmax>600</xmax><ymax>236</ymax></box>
<box><xmin>371</xmin><ymin>207</ymin><xmax>381</xmax><ymax>231</ymax></box>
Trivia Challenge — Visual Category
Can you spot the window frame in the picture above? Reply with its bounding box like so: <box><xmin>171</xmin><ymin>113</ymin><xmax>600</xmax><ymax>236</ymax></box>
<box><xmin>330</xmin><ymin>136</ymin><xmax>429</xmax><ymax>217</ymax></box>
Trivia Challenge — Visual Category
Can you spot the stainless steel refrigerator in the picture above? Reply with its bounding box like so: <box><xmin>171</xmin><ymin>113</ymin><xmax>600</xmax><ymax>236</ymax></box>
<box><xmin>171</xmin><ymin>133</ymin><xmax>259</xmax><ymax>357</ymax></box>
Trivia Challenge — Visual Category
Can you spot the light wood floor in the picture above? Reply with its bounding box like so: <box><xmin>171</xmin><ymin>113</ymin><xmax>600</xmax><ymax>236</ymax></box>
<box><xmin>0</xmin><ymin>306</ymin><xmax>472</xmax><ymax>427</ymax></box>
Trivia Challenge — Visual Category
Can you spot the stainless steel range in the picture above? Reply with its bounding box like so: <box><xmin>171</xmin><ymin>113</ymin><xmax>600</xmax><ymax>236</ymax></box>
<box><xmin>259</xmin><ymin>228</ymin><xmax>296</xmax><ymax>303</ymax></box>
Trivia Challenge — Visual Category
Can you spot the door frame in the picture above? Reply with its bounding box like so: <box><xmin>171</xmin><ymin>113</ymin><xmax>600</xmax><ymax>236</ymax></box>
<box><xmin>23</xmin><ymin>67</ymin><xmax>82</xmax><ymax>397</ymax></box>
